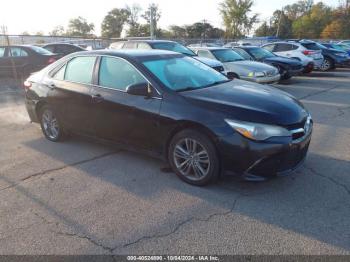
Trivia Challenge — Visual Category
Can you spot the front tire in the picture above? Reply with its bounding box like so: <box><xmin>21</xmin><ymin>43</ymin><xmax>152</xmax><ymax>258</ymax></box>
<box><xmin>320</xmin><ymin>57</ymin><xmax>334</xmax><ymax>72</ymax></box>
<box><xmin>40</xmin><ymin>105</ymin><xmax>66</xmax><ymax>142</ymax></box>
<box><xmin>168</xmin><ymin>129</ymin><xmax>220</xmax><ymax>186</ymax></box>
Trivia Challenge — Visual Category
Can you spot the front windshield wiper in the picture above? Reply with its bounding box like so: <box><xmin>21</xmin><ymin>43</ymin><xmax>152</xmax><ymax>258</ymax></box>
<box><xmin>176</xmin><ymin>80</ymin><xmax>232</xmax><ymax>92</ymax></box>
<box><xmin>202</xmin><ymin>79</ymin><xmax>232</xmax><ymax>88</ymax></box>
<box><xmin>176</xmin><ymin>87</ymin><xmax>198</xmax><ymax>92</ymax></box>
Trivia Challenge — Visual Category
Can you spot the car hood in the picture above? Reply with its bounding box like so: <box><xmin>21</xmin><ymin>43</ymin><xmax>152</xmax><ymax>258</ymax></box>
<box><xmin>263</xmin><ymin>56</ymin><xmax>302</xmax><ymax>66</ymax></box>
<box><xmin>181</xmin><ymin>80</ymin><xmax>308</xmax><ymax>126</ymax></box>
<box><xmin>224</xmin><ymin>60</ymin><xmax>276</xmax><ymax>72</ymax></box>
<box><xmin>194</xmin><ymin>56</ymin><xmax>223</xmax><ymax>67</ymax></box>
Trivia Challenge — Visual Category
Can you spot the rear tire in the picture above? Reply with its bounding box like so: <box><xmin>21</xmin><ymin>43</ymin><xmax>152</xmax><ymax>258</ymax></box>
<box><xmin>39</xmin><ymin>105</ymin><xmax>66</xmax><ymax>142</ymax></box>
<box><xmin>168</xmin><ymin>129</ymin><xmax>220</xmax><ymax>186</ymax></box>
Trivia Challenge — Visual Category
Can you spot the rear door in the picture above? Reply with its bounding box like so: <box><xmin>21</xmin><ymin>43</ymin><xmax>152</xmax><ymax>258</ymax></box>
<box><xmin>273</xmin><ymin>43</ymin><xmax>295</xmax><ymax>57</ymax></box>
<box><xmin>48</xmin><ymin>56</ymin><xmax>97</xmax><ymax>135</ymax></box>
<box><xmin>90</xmin><ymin>56</ymin><xmax>162</xmax><ymax>150</ymax></box>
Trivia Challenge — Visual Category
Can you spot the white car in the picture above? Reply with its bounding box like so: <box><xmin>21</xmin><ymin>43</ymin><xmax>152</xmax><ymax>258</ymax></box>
<box><xmin>262</xmin><ymin>42</ymin><xmax>324</xmax><ymax>73</ymax></box>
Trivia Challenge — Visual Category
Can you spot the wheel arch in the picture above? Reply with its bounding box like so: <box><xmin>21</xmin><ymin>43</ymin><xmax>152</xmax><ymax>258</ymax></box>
<box><xmin>164</xmin><ymin>120</ymin><xmax>220</xmax><ymax>161</ymax></box>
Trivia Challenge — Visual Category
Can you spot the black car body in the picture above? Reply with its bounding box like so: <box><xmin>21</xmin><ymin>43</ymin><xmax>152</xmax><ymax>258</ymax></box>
<box><xmin>42</xmin><ymin>43</ymin><xmax>86</xmax><ymax>59</ymax></box>
<box><xmin>0</xmin><ymin>45</ymin><xmax>57</xmax><ymax>77</ymax></box>
<box><xmin>233</xmin><ymin>46</ymin><xmax>303</xmax><ymax>80</ymax></box>
<box><xmin>24</xmin><ymin>50</ymin><xmax>312</xmax><ymax>185</ymax></box>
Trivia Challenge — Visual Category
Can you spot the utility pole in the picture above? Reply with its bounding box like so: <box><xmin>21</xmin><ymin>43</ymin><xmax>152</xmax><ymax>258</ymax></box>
<box><xmin>150</xmin><ymin>6</ymin><xmax>155</xmax><ymax>39</ymax></box>
<box><xmin>276</xmin><ymin>9</ymin><xmax>283</xmax><ymax>38</ymax></box>
<box><xmin>202</xmin><ymin>19</ymin><xmax>208</xmax><ymax>41</ymax></box>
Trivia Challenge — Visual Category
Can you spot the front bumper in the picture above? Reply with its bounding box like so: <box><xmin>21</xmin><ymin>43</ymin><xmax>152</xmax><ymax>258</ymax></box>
<box><xmin>241</xmin><ymin>74</ymin><xmax>281</xmax><ymax>84</ymax></box>
<box><xmin>217</xmin><ymin>128</ymin><xmax>312</xmax><ymax>180</ymax></box>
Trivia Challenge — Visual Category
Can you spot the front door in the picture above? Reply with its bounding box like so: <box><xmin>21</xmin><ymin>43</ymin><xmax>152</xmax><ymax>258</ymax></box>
<box><xmin>91</xmin><ymin>56</ymin><xmax>162</xmax><ymax>151</ymax></box>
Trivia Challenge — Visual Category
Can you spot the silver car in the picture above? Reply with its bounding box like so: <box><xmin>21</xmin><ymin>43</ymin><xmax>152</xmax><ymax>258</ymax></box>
<box><xmin>191</xmin><ymin>47</ymin><xmax>280</xmax><ymax>84</ymax></box>
<box><xmin>109</xmin><ymin>40</ymin><xmax>226</xmax><ymax>75</ymax></box>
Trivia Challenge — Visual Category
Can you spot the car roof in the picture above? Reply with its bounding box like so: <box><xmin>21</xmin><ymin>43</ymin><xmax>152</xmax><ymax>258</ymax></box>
<box><xmin>43</xmin><ymin>43</ymin><xmax>81</xmax><ymax>47</ymax></box>
<box><xmin>74</xmin><ymin>49</ymin><xmax>182</xmax><ymax>59</ymax></box>
<box><xmin>115</xmin><ymin>40</ymin><xmax>177</xmax><ymax>44</ymax></box>
<box><xmin>190</xmin><ymin>47</ymin><xmax>229</xmax><ymax>51</ymax></box>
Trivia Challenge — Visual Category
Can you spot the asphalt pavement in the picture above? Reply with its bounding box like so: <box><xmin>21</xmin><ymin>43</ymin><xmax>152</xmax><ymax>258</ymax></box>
<box><xmin>0</xmin><ymin>70</ymin><xmax>349</xmax><ymax>255</ymax></box>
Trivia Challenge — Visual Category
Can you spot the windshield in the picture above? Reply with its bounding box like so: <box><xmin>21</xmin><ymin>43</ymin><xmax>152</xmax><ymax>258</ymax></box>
<box><xmin>233</xmin><ymin>49</ymin><xmax>252</xmax><ymax>60</ymax></box>
<box><xmin>151</xmin><ymin>42</ymin><xmax>196</xmax><ymax>57</ymax></box>
<box><xmin>143</xmin><ymin>56</ymin><xmax>229</xmax><ymax>92</ymax></box>
<box><xmin>211</xmin><ymin>49</ymin><xmax>244</xmax><ymax>63</ymax></box>
<box><xmin>30</xmin><ymin>46</ymin><xmax>53</xmax><ymax>55</ymax></box>
<box><xmin>248</xmin><ymin>47</ymin><xmax>275</xmax><ymax>59</ymax></box>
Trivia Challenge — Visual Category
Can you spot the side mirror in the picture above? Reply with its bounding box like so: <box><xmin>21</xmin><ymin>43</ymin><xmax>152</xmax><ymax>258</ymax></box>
<box><xmin>126</xmin><ymin>82</ymin><xmax>151</xmax><ymax>97</ymax></box>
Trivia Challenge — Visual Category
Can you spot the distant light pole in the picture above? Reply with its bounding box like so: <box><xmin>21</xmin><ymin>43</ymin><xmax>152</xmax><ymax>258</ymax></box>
<box><xmin>276</xmin><ymin>8</ymin><xmax>283</xmax><ymax>38</ymax></box>
<box><xmin>150</xmin><ymin>6</ymin><xmax>155</xmax><ymax>39</ymax></box>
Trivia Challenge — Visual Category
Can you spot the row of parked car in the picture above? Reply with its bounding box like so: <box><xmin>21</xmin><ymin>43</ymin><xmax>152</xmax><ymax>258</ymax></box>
<box><xmin>1</xmin><ymin>39</ymin><xmax>349</xmax><ymax>82</ymax></box>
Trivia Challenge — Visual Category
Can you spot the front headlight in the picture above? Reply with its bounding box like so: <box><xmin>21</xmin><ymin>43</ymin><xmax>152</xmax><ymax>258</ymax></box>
<box><xmin>254</xmin><ymin>71</ymin><xmax>265</xmax><ymax>77</ymax></box>
<box><xmin>247</xmin><ymin>71</ymin><xmax>265</xmax><ymax>77</ymax></box>
<box><xmin>225</xmin><ymin>119</ymin><xmax>291</xmax><ymax>141</ymax></box>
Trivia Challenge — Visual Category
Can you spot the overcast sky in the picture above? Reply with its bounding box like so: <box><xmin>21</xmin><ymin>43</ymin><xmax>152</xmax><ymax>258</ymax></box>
<box><xmin>0</xmin><ymin>0</ymin><xmax>341</xmax><ymax>35</ymax></box>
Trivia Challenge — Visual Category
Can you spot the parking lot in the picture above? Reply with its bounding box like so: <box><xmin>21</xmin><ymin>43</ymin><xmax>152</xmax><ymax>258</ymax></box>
<box><xmin>0</xmin><ymin>70</ymin><xmax>349</xmax><ymax>255</ymax></box>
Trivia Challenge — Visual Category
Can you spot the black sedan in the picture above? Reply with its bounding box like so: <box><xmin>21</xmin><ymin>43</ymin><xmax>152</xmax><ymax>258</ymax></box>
<box><xmin>233</xmin><ymin>46</ymin><xmax>303</xmax><ymax>80</ymax></box>
<box><xmin>0</xmin><ymin>45</ymin><xmax>57</xmax><ymax>77</ymax></box>
<box><xmin>42</xmin><ymin>43</ymin><xmax>86</xmax><ymax>59</ymax></box>
<box><xmin>24</xmin><ymin>50</ymin><xmax>312</xmax><ymax>185</ymax></box>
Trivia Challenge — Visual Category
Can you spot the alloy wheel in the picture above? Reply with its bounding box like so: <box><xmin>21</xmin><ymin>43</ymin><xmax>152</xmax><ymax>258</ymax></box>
<box><xmin>321</xmin><ymin>59</ymin><xmax>331</xmax><ymax>71</ymax></box>
<box><xmin>173</xmin><ymin>138</ymin><xmax>210</xmax><ymax>181</ymax></box>
<box><xmin>42</xmin><ymin>109</ymin><xmax>60</xmax><ymax>140</ymax></box>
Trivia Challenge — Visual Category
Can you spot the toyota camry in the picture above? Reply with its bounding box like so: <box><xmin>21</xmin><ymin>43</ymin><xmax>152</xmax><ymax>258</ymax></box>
<box><xmin>24</xmin><ymin>50</ymin><xmax>312</xmax><ymax>186</ymax></box>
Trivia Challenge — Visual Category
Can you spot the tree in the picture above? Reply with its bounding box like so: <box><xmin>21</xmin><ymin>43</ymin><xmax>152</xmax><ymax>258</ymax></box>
<box><xmin>321</xmin><ymin>20</ymin><xmax>342</xmax><ymax>39</ymax></box>
<box><xmin>50</xmin><ymin>26</ymin><xmax>65</xmax><ymax>36</ymax></box>
<box><xmin>67</xmin><ymin>17</ymin><xmax>95</xmax><ymax>37</ymax></box>
<box><xmin>142</xmin><ymin>3</ymin><xmax>161</xmax><ymax>36</ymax></box>
<box><xmin>292</xmin><ymin>2</ymin><xmax>332</xmax><ymax>38</ymax></box>
<box><xmin>168</xmin><ymin>25</ymin><xmax>187</xmax><ymax>38</ymax></box>
<box><xmin>101</xmin><ymin>8</ymin><xmax>129</xmax><ymax>38</ymax></box>
<box><xmin>219</xmin><ymin>0</ymin><xmax>258</xmax><ymax>38</ymax></box>
<box><xmin>284</xmin><ymin>0</ymin><xmax>313</xmax><ymax>20</ymax></box>
<box><xmin>125</xmin><ymin>4</ymin><xmax>142</xmax><ymax>37</ymax></box>
<box><xmin>255</xmin><ymin>21</ymin><xmax>273</xmax><ymax>37</ymax></box>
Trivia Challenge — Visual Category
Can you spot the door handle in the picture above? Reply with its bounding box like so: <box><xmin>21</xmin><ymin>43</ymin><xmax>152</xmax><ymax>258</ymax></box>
<box><xmin>91</xmin><ymin>93</ymin><xmax>104</xmax><ymax>103</ymax></box>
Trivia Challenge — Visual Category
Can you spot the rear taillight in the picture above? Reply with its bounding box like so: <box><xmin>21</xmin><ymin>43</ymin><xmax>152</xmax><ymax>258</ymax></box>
<box><xmin>23</xmin><ymin>80</ymin><xmax>32</xmax><ymax>90</ymax></box>
<box><xmin>47</xmin><ymin>57</ymin><xmax>56</xmax><ymax>64</ymax></box>
<box><xmin>302</xmin><ymin>50</ymin><xmax>314</xmax><ymax>56</ymax></box>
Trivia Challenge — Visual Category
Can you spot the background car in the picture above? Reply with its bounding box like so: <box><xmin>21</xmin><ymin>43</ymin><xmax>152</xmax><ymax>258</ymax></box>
<box><xmin>338</xmin><ymin>40</ymin><xmax>350</xmax><ymax>45</ymax></box>
<box><xmin>24</xmin><ymin>49</ymin><xmax>312</xmax><ymax>185</ymax></box>
<box><xmin>299</xmin><ymin>41</ymin><xmax>350</xmax><ymax>71</ymax></box>
<box><xmin>109</xmin><ymin>40</ymin><xmax>226</xmax><ymax>74</ymax></box>
<box><xmin>191</xmin><ymin>47</ymin><xmax>280</xmax><ymax>83</ymax></box>
<box><xmin>262</xmin><ymin>41</ymin><xmax>323</xmax><ymax>73</ymax></box>
<box><xmin>233</xmin><ymin>46</ymin><xmax>303</xmax><ymax>80</ymax></box>
<box><xmin>322</xmin><ymin>43</ymin><xmax>350</xmax><ymax>56</ymax></box>
<box><xmin>42</xmin><ymin>43</ymin><xmax>86</xmax><ymax>59</ymax></box>
<box><xmin>0</xmin><ymin>45</ymin><xmax>57</xmax><ymax>77</ymax></box>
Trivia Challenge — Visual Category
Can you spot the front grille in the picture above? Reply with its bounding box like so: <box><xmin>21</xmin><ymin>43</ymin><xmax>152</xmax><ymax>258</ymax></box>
<box><xmin>286</xmin><ymin>116</ymin><xmax>313</xmax><ymax>141</ymax></box>
<box><xmin>213</xmin><ymin>66</ymin><xmax>225</xmax><ymax>72</ymax></box>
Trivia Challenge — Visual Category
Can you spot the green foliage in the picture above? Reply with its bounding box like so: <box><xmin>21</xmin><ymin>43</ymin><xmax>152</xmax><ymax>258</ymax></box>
<box><xmin>67</xmin><ymin>17</ymin><xmax>94</xmax><ymax>37</ymax></box>
<box><xmin>219</xmin><ymin>0</ymin><xmax>258</xmax><ymax>38</ymax></box>
<box><xmin>49</xmin><ymin>26</ymin><xmax>65</xmax><ymax>36</ymax></box>
<box><xmin>101</xmin><ymin>8</ymin><xmax>129</xmax><ymax>38</ymax></box>
<box><xmin>255</xmin><ymin>0</ymin><xmax>350</xmax><ymax>39</ymax></box>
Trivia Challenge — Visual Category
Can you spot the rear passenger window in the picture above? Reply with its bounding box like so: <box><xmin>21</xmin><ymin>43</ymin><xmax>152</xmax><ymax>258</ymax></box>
<box><xmin>64</xmin><ymin>56</ymin><xmax>96</xmax><ymax>84</ymax></box>
<box><xmin>124</xmin><ymin>42</ymin><xmax>137</xmax><ymax>49</ymax></box>
<box><xmin>98</xmin><ymin>57</ymin><xmax>146</xmax><ymax>91</ymax></box>
<box><xmin>53</xmin><ymin>64</ymin><xmax>67</xmax><ymax>80</ymax></box>
<box><xmin>197</xmin><ymin>50</ymin><xmax>214</xmax><ymax>59</ymax></box>
<box><xmin>0</xmin><ymin>47</ymin><xmax>5</xmax><ymax>57</ymax></box>
<box><xmin>263</xmin><ymin>44</ymin><xmax>275</xmax><ymax>52</ymax></box>
<box><xmin>137</xmin><ymin>43</ymin><xmax>152</xmax><ymax>49</ymax></box>
<box><xmin>275</xmin><ymin>44</ymin><xmax>293</xmax><ymax>52</ymax></box>
<box><xmin>9</xmin><ymin>47</ymin><xmax>28</xmax><ymax>57</ymax></box>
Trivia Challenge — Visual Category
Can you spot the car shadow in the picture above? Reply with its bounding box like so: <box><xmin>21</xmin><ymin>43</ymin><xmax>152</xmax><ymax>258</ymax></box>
<box><xmin>16</xmin><ymin>134</ymin><xmax>350</xmax><ymax>253</ymax></box>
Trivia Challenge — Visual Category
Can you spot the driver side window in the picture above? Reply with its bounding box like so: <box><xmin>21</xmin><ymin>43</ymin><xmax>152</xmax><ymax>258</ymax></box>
<box><xmin>98</xmin><ymin>57</ymin><xmax>146</xmax><ymax>91</ymax></box>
